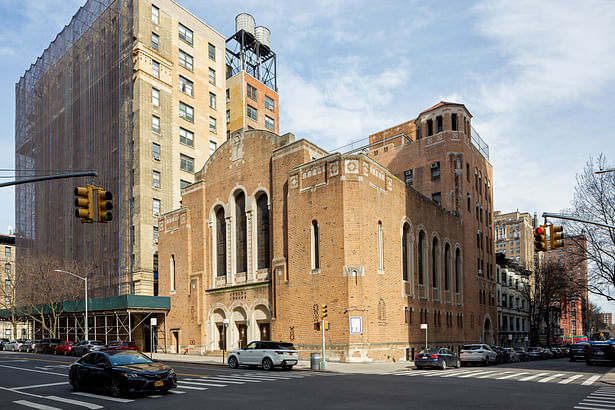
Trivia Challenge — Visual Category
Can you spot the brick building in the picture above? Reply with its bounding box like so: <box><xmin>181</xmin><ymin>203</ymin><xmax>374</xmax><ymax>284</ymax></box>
<box><xmin>158</xmin><ymin>101</ymin><xmax>497</xmax><ymax>361</ymax></box>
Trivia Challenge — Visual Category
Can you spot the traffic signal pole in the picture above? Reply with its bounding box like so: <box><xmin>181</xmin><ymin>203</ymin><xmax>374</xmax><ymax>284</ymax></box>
<box><xmin>321</xmin><ymin>318</ymin><xmax>327</xmax><ymax>370</ymax></box>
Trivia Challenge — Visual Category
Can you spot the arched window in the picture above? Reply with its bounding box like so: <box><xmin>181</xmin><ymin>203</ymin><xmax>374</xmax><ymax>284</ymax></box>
<box><xmin>257</xmin><ymin>194</ymin><xmax>270</xmax><ymax>269</ymax></box>
<box><xmin>444</xmin><ymin>243</ymin><xmax>451</xmax><ymax>291</ymax></box>
<box><xmin>378</xmin><ymin>299</ymin><xmax>386</xmax><ymax>321</ymax></box>
<box><xmin>402</xmin><ymin>223</ymin><xmax>410</xmax><ymax>281</ymax></box>
<box><xmin>235</xmin><ymin>191</ymin><xmax>247</xmax><ymax>273</ymax></box>
<box><xmin>216</xmin><ymin>207</ymin><xmax>226</xmax><ymax>276</ymax></box>
<box><xmin>378</xmin><ymin>221</ymin><xmax>384</xmax><ymax>272</ymax></box>
<box><xmin>311</xmin><ymin>220</ymin><xmax>320</xmax><ymax>270</ymax></box>
<box><xmin>455</xmin><ymin>248</ymin><xmax>462</xmax><ymax>293</ymax></box>
<box><xmin>432</xmin><ymin>237</ymin><xmax>439</xmax><ymax>288</ymax></box>
<box><xmin>418</xmin><ymin>230</ymin><xmax>425</xmax><ymax>285</ymax></box>
<box><xmin>170</xmin><ymin>254</ymin><xmax>176</xmax><ymax>291</ymax></box>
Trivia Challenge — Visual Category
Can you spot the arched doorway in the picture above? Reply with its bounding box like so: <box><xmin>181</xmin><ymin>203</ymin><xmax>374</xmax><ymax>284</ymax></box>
<box><xmin>210</xmin><ymin>308</ymin><xmax>226</xmax><ymax>351</ymax></box>
<box><xmin>483</xmin><ymin>316</ymin><xmax>494</xmax><ymax>345</ymax></box>
<box><xmin>253</xmin><ymin>305</ymin><xmax>271</xmax><ymax>341</ymax></box>
<box><xmin>232</xmin><ymin>307</ymin><xmax>248</xmax><ymax>349</ymax></box>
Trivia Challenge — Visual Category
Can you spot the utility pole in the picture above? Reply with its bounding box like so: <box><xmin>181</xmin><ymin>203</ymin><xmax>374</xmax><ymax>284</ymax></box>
<box><xmin>321</xmin><ymin>304</ymin><xmax>328</xmax><ymax>370</ymax></box>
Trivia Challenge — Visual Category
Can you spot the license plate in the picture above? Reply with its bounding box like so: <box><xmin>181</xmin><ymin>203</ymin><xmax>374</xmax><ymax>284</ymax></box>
<box><xmin>155</xmin><ymin>381</ymin><xmax>164</xmax><ymax>387</ymax></box>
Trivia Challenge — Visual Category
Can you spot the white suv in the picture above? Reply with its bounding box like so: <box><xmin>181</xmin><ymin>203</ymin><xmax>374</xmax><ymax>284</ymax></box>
<box><xmin>227</xmin><ymin>341</ymin><xmax>298</xmax><ymax>371</ymax></box>
<box><xmin>460</xmin><ymin>344</ymin><xmax>498</xmax><ymax>366</ymax></box>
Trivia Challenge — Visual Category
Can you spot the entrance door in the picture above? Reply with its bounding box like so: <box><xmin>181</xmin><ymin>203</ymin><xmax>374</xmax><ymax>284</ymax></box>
<box><xmin>172</xmin><ymin>331</ymin><xmax>179</xmax><ymax>354</ymax></box>
<box><xmin>217</xmin><ymin>325</ymin><xmax>225</xmax><ymax>350</ymax></box>
<box><xmin>259</xmin><ymin>323</ymin><xmax>270</xmax><ymax>341</ymax></box>
<box><xmin>237</xmin><ymin>324</ymin><xmax>247</xmax><ymax>349</ymax></box>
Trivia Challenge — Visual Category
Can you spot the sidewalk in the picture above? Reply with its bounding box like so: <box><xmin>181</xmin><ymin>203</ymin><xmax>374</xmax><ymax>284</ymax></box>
<box><xmin>150</xmin><ymin>352</ymin><xmax>413</xmax><ymax>374</ymax></box>
<box><xmin>600</xmin><ymin>367</ymin><xmax>615</xmax><ymax>385</ymax></box>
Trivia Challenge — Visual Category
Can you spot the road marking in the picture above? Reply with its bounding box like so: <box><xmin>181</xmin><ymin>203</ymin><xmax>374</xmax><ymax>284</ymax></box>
<box><xmin>146</xmin><ymin>395</ymin><xmax>163</xmax><ymax>398</ymax></box>
<box><xmin>12</xmin><ymin>382</ymin><xmax>69</xmax><ymax>391</ymax></box>
<box><xmin>582</xmin><ymin>375</ymin><xmax>602</xmax><ymax>386</ymax></box>
<box><xmin>45</xmin><ymin>395</ymin><xmax>103</xmax><ymax>409</ymax></box>
<box><xmin>176</xmin><ymin>384</ymin><xmax>208</xmax><ymax>390</ymax></box>
<box><xmin>214</xmin><ymin>374</ymin><xmax>283</xmax><ymax>381</ymax></box>
<box><xmin>238</xmin><ymin>373</ymin><xmax>293</xmax><ymax>379</ymax></box>
<box><xmin>477</xmin><ymin>372</ymin><xmax>510</xmax><ymax>379</ymax></box>
<box><xmin>441</xmin><ymin>370</ymin><xmax>483</xmax><ymax>378</ymax></box>
<box><xmin>72</xmin><ymin>391</ymin><xmax>134</xmax><ymax>402</ymax></box>
<box><xmin>167</xmin><ymin>390</ymin><xmax>186</xmax><ymax>394</ymax></box>
<box><xmin>538</xmin><ymin>373</ymin><xmax>565</xmax><ymax>383</ymax></box>
<box><xmin>457</xmin><ymin>370</ymin><xmax>498</xmax><ymax>378</ymax></box>
<box><xmin>182</xmin><ymin>379</ymin><xmax>228</xmax><ymax>387</ymax></box>
<box><xmin>575</xmin><ymin>407</ymin><xmax>609</xmax><ymax>410</ymax></box>
<box><xmin>0</xmin><ymin>364</ymin><xmax>66</xmax><ymax>377</ymax></box>
<box><xmin>13</xmin><ymin>400</ymin><xmax>62</xmax><ymax>410</ymax></box>
<box><xmin>199</xmin><ymin>377</ymin><xmax>247</xmax><ymax>384</ymax></box>
<box><xmin>519</xmin><ymin>372</ymin><xmax>549</xmax><ymax>382</ymax></box>
<box><xmin>559</xmin><ymin>374</ymin><xmax>583</xmax><ymax>384</ymax></box>
<box><xmin>496</xmin><ymin>372</ymin><xmax>528</xmax><ymax>380</ymax></box>
<box><xmin>589</xmin><ymin>393</ymin><xmax>615</xmax><ymax>397</ymax></box>
<box><xmin>581</xmin><ymin>399</ymin><xmax>615</xmax><ymax>408</ymax></box>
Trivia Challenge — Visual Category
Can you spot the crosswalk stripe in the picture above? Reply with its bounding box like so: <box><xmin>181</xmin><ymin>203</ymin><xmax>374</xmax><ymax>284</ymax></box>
<box><xmin>181</xmin><ymin>380</ymin><xmax>227</xmax><ymax>387</ymax></box>
<box><xmin>538</xmin><ymin>373</ymin><xmax>565</xmax><ymax>383</ymax></box>
<box><xmin>589</xmin><ymin>393</ymin><xmax>615</xmax><ymax>397</ymax></box>
<box><xmin>13</xmin><ymin>382</ymin><xmax>69</xmax><ymax>390</ymax></box>
<box><xmin>241</xmin><ymin>373</ymin><xmax>295</xmax><ymax>379</ymax></box>
<box><xmin>44</xmin><ymin>395</ymin><xmax>103</xmax><ymax>409</ymax></box>
<box><xmin>496</xmin><ymin>372</ymin><xmax>528</xmax><ymax>380</ymax></box>
<box><xmin>167</xmin><ymin>390</ymin><xmax>186</xmax><ymax>394</ymax></box>
<box><xmin>559</xmin><ymin>374</ymin><xmax>583</xmax><ymax>384</ymax></box>
<box><xmin>519</xmin><ymin>373</ymin><xmax>549</xmax><ymax>382</ymax></box>
<box><xmin>216</xmin><ymin>374</ymin><xmax>284</xmax><ymax>381</ymax></box>
<box><xmin>145</xmin><ymin>395</ymin><xmax>163</xmax><ymax>398</ymax></box>
<box><xmin>201</xmin><ymin>377</ymin><xmax>249</xmax><ymax>384</ymax></box>
<box><xmin>13</xmin><ymin>400</ymin><xmax>62</xmax><ymax>410</ymax></box>
<box><xmin>441</xmin><ymin>370</ymin><xmax>483</xmax><ymax>378</ymax></box>
<box><xmin>583</xmin><ymin>375</ymin><xmax>602</xmax><ymax>386</ymax></box>
<box><xmin>457</xmin><ymin>370</ymin><xmax>498</xmax><ymax>378</ymax></box>
<box><xmin>72</xmin><ymin>392</ymin><xmax>134</xmax><ymax>403</ymax></box>
<box><xmin>575</xmin><ymin>407</ymin><xmax>607</xmax><ymax>410</ymax></box>
<box><xmin>176</xmin><ymin>384</ymin><xmax>208</xmax><ymax>390</ymax></box>
<box><xmin>477</xmin><ymin>372</ymin><xmax>510</xmax><ymax>379</ymax></box>
<box><xmin>581</xmin><ymin>400</ymin><xmax>615</xmax><ymax>408</ymax></box>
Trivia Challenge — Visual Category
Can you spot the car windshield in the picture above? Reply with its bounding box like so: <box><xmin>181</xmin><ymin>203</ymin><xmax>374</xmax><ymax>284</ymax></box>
<box><xmin>462</xmin><ymin>345</ymin><xmax>481</xmax><ymax>350</ymax></box>
<box><xmin>108</xmin><ymin>351</ymin><xmax>152</xmax><ymax>366</ymax></box>
<box><xmin>89</xmin><ymin>341</ymin><xmax>104</xmax><ymax>345</ymax></box>
<box><xmin>419</xmin><ymin>348</ymin><xmax>440</xmax><ymax>354</ymax></box>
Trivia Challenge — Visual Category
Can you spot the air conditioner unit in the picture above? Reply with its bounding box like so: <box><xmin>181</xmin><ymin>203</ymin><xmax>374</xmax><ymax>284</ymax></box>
<box><xmin>431</xmin><ymin>163</ymin><xmax>439</xmax><ymax>169</ymax></box>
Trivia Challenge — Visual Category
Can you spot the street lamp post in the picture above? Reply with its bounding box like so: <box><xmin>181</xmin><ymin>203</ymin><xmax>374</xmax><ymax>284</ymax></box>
<box><xmin>55</xmin><ymin>269</ymin><xmax>88</xmax><ymax>340</ymax></box>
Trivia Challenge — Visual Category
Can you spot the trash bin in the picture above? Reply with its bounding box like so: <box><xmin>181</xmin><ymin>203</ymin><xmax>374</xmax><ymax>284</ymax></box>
<box><xmin>310</xmin><ymin>353</ymin><xmax>321</xmax><ymax>370</ymax></box>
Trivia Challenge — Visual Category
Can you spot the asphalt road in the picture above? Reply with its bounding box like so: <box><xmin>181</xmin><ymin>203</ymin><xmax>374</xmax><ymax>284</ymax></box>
<box><xmin>0</xmin><ymin>351</ymin><xmax>612</xmax><ymax>410</ymax></box>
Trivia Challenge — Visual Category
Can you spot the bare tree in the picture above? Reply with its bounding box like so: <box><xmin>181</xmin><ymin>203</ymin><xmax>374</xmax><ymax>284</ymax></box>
<box><xmin>15</xmin><ymin>257</ymin><xmax>92</xmax><ymax>338</ymax></box>
<box><xmin>566</xmin><ymin>154</ymin><xmax>615</xmax><ymax>300</ymax></box>
<box><xmin>584</xmin><ymin>302</ymin><xmax>607</xmax><ymax>338</ymax></box>
<box><xmin>0</xmin><ymin>261</ymin><xmax>20</xmax><ymax>338</ymax></box>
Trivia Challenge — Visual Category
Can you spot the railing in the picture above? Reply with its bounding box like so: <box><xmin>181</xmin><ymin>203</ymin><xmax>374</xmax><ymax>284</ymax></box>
<box><xmin>471</xmin><ymin>127</ymin><xmax>490</xmax><ymax>161</ymax></box>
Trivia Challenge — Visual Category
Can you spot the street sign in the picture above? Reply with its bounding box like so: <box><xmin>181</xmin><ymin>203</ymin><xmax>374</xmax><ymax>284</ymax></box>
<box><xmin>223</xmin><ymin>318</ymin><xmax>230</xmax><ymax>324</ymax></box>
<box><xmin>150</xmin><ymin>318</ymin><xmax>157</xmax><ymax>326</ymax></box>
<box><xmin>349</xmin><ymin>316</ymin><xmax>362</xmax><ymax>334</ymax></box>
<box><xmin>420</xmin><ymin>323</ymin><xmax>428</xmax><ymax>329</ymax></box>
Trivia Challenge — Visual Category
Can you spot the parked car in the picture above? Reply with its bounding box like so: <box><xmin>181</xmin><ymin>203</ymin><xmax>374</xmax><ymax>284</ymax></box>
<box><xmin>104</xmin><ymin>340</ymin><xmax>140</xmax><ymax>352</ymax></box>
<box><xmin>569</xmin><ymin>343</ymin><xmax>589</xmax><ymax>362</ymax></box>
<box><xmin>514</xmin><ymin>347</ymin><xmax>529</xmax><ymax>361</ymax></box>
<box><xmin>55</xmin><ymin>341</ymin><xmax>77</xmax><ymax>356</ymax></box>
<box><xmin>71</xmin><ymin>340</ymin><xmax>105</xmax><ymax>357</ymax></box>
<box><xmin>415</xmin><ymin>347</ymin><xmax>460</xmax><ymax>370</ymax></box>
<box><xmin>69</xmin><ymin>350</ymin><xmax>177</xmax><ymax>397</ymax></box>
<box><xmin>492</xmin><ymin>346</ymin><xmax>508</xmax><ymax>364</ymax></box>
<box><xmin>528</xmin><ymin>346</ymin><xmax>544</xmax><ymax>360</ymax></box>
<box><xmin>459</xmin><ymin>344</ymin><xmax>498</xmax><ymax>366</ymax></box>
<box><xmin>587</xmin><ymin>342</ymin><xmax>615</xmax><ymax>365</ymax></box>
<box><xmin>4</xmin><ymin>339</ymin><xmax>26</xmax><ymax>352</ymax></box>
<box><xmin>36</xmin><ymin>338</ymin><xmax>63</xmax><ymax>354</ymax></box>
<box><xmin>543</xmin><ymin>348</ymin><xmax>554</xmax><ymax>359</ymax></box>
<box><xmin>0</xmin><ymin>338</ymin><xmax>9</xmax><ymax>350</ymax></box>
<box><xmin>19</xmin><ymin>339</ymin><xmax>38</xmax><ymax>352</ymax></box>
<box><xmin>504</xmin><ymin>347</ymin><xmax>519</xmax><ymax>362</ymax></box>
<box><xmin>227</xmin><ymin>341</ymin><xmax>298</xmax><ymax>371</ymax></box>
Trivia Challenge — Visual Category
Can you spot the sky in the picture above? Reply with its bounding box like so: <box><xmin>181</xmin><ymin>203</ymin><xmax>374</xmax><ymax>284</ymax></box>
<box><xmin>0</xmin><ymin>1</ymin><xmax>614</xmax><ymax>308</ymax></box>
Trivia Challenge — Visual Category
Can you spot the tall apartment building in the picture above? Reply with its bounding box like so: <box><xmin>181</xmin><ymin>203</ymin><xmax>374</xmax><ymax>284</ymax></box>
<box><xmin>600</xmin><ymin>313</ymin><xmax>613</xmax><ymax>328</ymax></box>
<box><xmin>225</xmin><ymin>14</ymin><xmax>279</xmax><ymax>137</ymax></box>
<box><xmin>15</xmin><ymin>0</ymin><xmax>227</xmax><ymax>297</ymax></box>
<box><xmin>496</xmin><ymin>253</ymin><xmax>530</xmax><ymax>348</ymax></box>
<box><xmin>367</xmin><ymin>101</ymin><xmax>497</xmax><ymax>345</ymax></box>
<box><xmin>494</xmin><ymin>211</ymin><xmax>535</xmax><ymax>272</ymax></box>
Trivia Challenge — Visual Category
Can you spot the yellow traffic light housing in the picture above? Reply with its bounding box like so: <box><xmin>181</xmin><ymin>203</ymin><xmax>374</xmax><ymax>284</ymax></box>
<box><xmin>97</xmin><ymin>189</ymin><xmax>113</xmax><ymax>222</ymax></box>
<box><xmin>74</xmin><ymin>185</ymin><xmax>94</xmax><ymax>223</ymax></box>
<box><xmin>534</xmin><ymin>226</ymin><xmax>547</xmax><ymax>252</ymax></box>
<box><xmin>321</xmin><ymin>304</ymin><xmax>328</xmax><ymax>319</ymax></box>
<box><xmin>550</xmin><ymin>225</ymin><xmax>564</xmax><ymax>249</ymax></box>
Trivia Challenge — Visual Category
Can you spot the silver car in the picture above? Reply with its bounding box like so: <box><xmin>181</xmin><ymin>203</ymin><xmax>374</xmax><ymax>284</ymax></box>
<box><xmin>460</xmin><ymin>344</ymin><xmax>498</xmax><ymax>366</ymax></box>
<box><xmin>227</xmin><ymin>341</ymin><xmax>298</xmax><ymax>371</ymax></box>
<box><xmin>5</xmin><ymin>339</ymin><xmax>25</xmax><ymax>352</ymax></box>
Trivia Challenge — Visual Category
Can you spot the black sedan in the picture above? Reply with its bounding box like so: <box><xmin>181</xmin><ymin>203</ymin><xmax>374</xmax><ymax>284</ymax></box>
<box><xmin>415</xmin><ymin>347</ymin><xmax>460</xmax><ymax>370</ymax></box>
<box><xmin>69</xmin><ymin>350</ymin><xmax>177</xmax><ymax>397</ymax></box>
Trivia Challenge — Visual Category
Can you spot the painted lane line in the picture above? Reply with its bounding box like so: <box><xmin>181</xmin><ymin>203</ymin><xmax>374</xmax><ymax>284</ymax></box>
<box><xmin>45</xmin><ymin>395</ymin><xmax>103</xmax><ymax>409</ymax></box>
<box><xmin>457</xmin><ymin>371</ymin><xmax>498</xmax><ymax>378</ymax></box>
<box><xmin>581</xmin><ymin>400</ymin><xmax>615</xmax><ymax>408</ymax></box>
<box><xmin>559</xmin><ymin>374</ymin><xmax>584</xmax><ymax>384</ymax></box>
<box><xmin>477</xmin><ymin>372</ymin><xmax>510</xmax><ymax>379</ymax></box>
<box><xmin>215</xmin><ymin>374</ymin><xmax>283</xmax><ymax>381</ymax></box>
<box><xmin>589</xmin><ymin>393</ymin><xmax>615</xmax><ymax>398</ymax></box>
<box><xmin>176</xmin><ymin>384</ymin><xmax>208</xmax><ymax>390</ymax></box>
<box><xmin>167</xmin><ymin>390</ymin><xmax>186</xmax><ymax>394</ymax></box>
<box><xmin>584</xmin><ymin>397</ymin><xmax>615</xmax><ymax>403</ymax></box>
<box><xmin>519</xmin><ymin>372</ymin><xmax>549</xmax><ymax>382</ymax></box>
<box><xmin>34</xmin><ymin>367</ymin><xmax>52</xmax><ymax>370</ymax></box>
<box><xmin>583</xmin><ymin>375</ymin><xmax>602</xmax><ymax>386</ymax></box>
<box><xmin>0</xmin><ymin>364</ymin><xmax>66</xmax><ymax>377</ymax></box>
<box><xmin>72</xmin><ymin>391</ymin><xmax>134</xmax><ymax>403</ymax></box>
<box><xmin>575</xmin><ymin>407</ymin><xmax>607</xmax><ymax>410</ymax></box>
<box><xmin>239</xmin><ymin>374</ymin><xmax>294</xmax><ymax>379</ymax></box>
<box><xmin>496</xmin><ymin>372</ymin><xmax>528</xmax><ymax>380</ymax></box>
<box><xmin>146</xmin><ymin>395</ymin><xmax>163</xmax><ymax>398</ymax></box>
<box><xmin>13</xmin><ymin>382</ymin><xmax>69</xmax><ymax>391</ymax></box>
<box><xmin>200</xmin><ymin>377</ymin><xmax>248</xmax><ymax>384</ymax></box>
<box><xmin>13</xmin><ymin>400</ymin><xmax>62</xmax><ymax>410</ymax></box>
<box><xmin>182</xmin><ymin>380</ymin><xmax>229</xmax><ymax>387</ymax></box>
<box><xmin>538</xmin><ymin>373</ymin><xmax>565</xmax><ymax>383</ymax></box>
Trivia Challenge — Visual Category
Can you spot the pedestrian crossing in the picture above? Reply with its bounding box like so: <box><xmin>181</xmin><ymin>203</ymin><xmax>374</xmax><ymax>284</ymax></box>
<box><xmin>574</xmin><ymin>387</ymin><xmax>615</xmax><ymax>409</ymax></box>
<box><xmin>383</xmin><ymin>368</ymin><xmax>603</xmax><ymax>386</ymax></box>
<box><xmin>9</xmin><ymin>370</ymin><xmax>334</xmax><ymax>408</ymax></box>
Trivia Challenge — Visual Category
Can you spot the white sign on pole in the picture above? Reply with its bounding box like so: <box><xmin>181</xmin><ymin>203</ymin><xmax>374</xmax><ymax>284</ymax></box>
<box><xmin>420</xmin><ymin>323</ymin><xmax>428</xmax><ymax>329</ymax></box>
<box><xmin>349</xmin><ymin>316</ymin><xmax>362</xmax><ymax>334</ymax></box>
<box><xmin>223</xmin><ymin>318</ymin><xmax>230</xmax><ymax>324</ymax></box>
<box><xmin>150</xmin><ymin>318</ymin><xmax>157</xmax><ymax>326</ymax></box>
<box><xmin>508</xmin><ymin>334</ymin><xmax>513</xmax><ymax>340</ymax></box>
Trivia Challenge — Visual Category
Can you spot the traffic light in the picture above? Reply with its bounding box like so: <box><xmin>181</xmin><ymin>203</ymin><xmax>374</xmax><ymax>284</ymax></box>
<box><xmin>314</xmin><ymin>322</ymin><xmax>321</xmax><ymax>331</ymax></box>
<box><xmin>321</xmin><ymin>304</ymin><xmax>328</xmax><ymax>319</ymax></box>
<box><xmin>534</xmin><ymin>226</ymin><xmax>547</xmax><ymax>252</ymax></box>
<box><xmin>97</xmin><ymin>189</ymin><xmax>113</xmax><ymax>222</ymax></box>
<box><xmin>74</xmin><ymin>185</ymin><xmax>94</xmax><ymax>223</ymax></box>
<box><xmin>550</xmin><ymin>225</ymin><xmax>564</xmax><ymax>249</ymax></box>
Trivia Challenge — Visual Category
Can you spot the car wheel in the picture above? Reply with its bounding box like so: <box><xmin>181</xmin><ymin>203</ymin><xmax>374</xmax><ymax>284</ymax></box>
<box><xmin>484</xmin><ymin>357</ymin><xmax>489</xmax><ymax>366</ymax></box>
<box><xmin>109</xmin><ymin>379</ymin><xmax>125</xmax><ymax>398</ymax></box>
<box><xmin>455</xmin><ymin>359</ymin><xmax>461</xmax><ymax>368</ymax></box>
<box><xmin>228</xmin><ymin>356</ymin><xmax>239</xmax><ymax>369</ymax></box>
<box><xmin>262</xmin><ymin>357</ymin><xmax>273</xmax><ymax>371</ymax></box>
<box><xmin>440</xmin><ymin>360</ymin><xmax>447</xmax><ymax>370</ymax></box>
